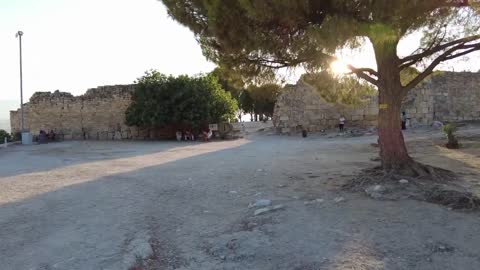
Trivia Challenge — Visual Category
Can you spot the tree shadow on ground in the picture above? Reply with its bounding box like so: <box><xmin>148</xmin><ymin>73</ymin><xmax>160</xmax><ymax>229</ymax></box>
<box><xmin>2</xmin><ymin>135</ymin><xmax>480</xmax><ymax>269</ymax></box>
<box><xmin>0</xmin><ymin>140</ymin><xmax>232</xmax><ymax>178</ymax></box>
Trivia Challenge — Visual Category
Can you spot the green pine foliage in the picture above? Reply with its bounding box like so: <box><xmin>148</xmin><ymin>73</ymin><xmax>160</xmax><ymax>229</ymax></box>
<box><xmin>301</xmin><ymin>72</ymin><xmax>376</xmax><ymax>106</ymax></box>
<box><xmin>161</xmin><ymin>0</ymin><xmax>479</xmax><ymax>81</ymax></box>
<box><xmin>245</xmin><ymin>84</ymin><xmax>282</xmax><ymax>118</ymax></box>
<box><xmin>125</xmin><ymin>70</ymin><xmax>238</xmax><ymax>129</ymax></box>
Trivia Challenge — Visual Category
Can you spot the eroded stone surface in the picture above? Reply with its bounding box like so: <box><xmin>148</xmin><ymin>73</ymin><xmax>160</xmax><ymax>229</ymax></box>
<box><xmin>273</xmin><ymin>72</ymin><xmax>480</xmax><ymax>134</ymax></box>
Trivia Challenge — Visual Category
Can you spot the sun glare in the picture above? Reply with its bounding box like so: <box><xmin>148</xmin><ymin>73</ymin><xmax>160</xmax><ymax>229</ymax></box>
<box><xmin>330</xmin><ymin>60</ymin><xmax>350</xmax><ymax>74</ymax></box>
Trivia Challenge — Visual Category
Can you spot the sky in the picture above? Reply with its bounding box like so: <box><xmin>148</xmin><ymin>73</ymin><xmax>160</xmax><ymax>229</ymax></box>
<box><xmin>1</xmin><ymin>0</ymin><xmax>479</xmax><ymax>121</ymax></box>
<box><xmin>0</xmin><ymin>0</ymin><xmax>215</xmax><ymax>109</ymax></box>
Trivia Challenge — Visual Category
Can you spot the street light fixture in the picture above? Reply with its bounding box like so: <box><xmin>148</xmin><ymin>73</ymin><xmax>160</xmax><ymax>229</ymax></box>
<box><xmin>15</xmin><ymin>31</ymin><xmax>24</xmax><ymax>133</ymax></box>
<box><xmin>15</xmin><ymin>30</ymin><xmax>31</xmax><ymax>144</ymax></box>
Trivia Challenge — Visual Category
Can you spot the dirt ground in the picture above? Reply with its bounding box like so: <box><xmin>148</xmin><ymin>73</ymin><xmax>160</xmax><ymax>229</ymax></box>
<box><xmin>1</xmin><ymin>125</ymin><xmax>480</xmax><ymax>270</ymax></box>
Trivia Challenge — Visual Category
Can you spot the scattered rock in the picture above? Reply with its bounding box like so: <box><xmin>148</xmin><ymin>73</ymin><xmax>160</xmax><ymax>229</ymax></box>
<box><xmin>399</xmin><ymin>179</ymin><xmax>409</xmax><ymax>184</ymax></box>
<box><xmin>427</xmin><ymin>242</ymin><xmax>455</xmax><ymax>253</ymax></box>
<box><xmin>248</xmin><ymin>199</ymin><xmax>272</xmax><ymax>208</ymax></box>
<box><xmin>254</xmin><ymin>204</ymin><xmax>285</xmax><ymax>216</ymax></box>
<box><xmin>365</xmin><ymin>185</ymin><xmax>386</xmax><ymax>199</ymax></box>
<box><xmin>432</xmin><ymin>121</ymin><xmax>444</xmax><ymax>129</ymax></box>
<box><xmin>365</xmin><ymin>185</ymin><xmax>383</xmax><ymax>199</ymax></box>
<box><xmin>245</xmin><ymin>222</ymin><xmax>258</xmax><ymax>230</ymax></box>
<box><xmin>334</xmin><ymin>197</ymin><xmax>345</xmax><ymax>203</ymax></box>
<box><xmin>272</xmin><ymin>204</ymin><xmax>285</xmax><ymax>210</ymax></box>
<box><xmin>304</xmin><ymin>198</ymin><xmax>324</xmax><ymax>205</ymax></box>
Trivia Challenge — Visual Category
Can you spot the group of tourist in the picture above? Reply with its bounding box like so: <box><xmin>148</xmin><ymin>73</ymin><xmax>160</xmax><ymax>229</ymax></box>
<box><xmin>176</xmin><ymin>129</ymin><xmax>212</xmax><ymax>142</ymax></box>
<box><xmin>38</xmin><ymin>130</ymin><xmax>56</xmax><ymax>142</ymax></box>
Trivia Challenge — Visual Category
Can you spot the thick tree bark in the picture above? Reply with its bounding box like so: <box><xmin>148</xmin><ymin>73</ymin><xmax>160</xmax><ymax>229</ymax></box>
<box><xmin>377</xmin><ymin>85</ymin><xmax>412</xmax><ymax>171</ymax></box>
<box><xmin>372</xmin><ymin>38</ymin><xmax>416</xmax><ymax>173</ymax></box>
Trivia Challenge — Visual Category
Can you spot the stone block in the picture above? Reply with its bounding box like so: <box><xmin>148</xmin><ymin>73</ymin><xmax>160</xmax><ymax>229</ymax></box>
<box><xmin>352</xmin><ymin>115</ymin><xmax>364</xmax><ymax>121</ymax></box>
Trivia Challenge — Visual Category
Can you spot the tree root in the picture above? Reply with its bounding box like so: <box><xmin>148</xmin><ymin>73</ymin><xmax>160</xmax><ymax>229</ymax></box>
<box><xmin>344</xmin><ymin>161</ymin><xmax>479</xmax><ymax>211</ymax></box>
<box><xmin>384</xmin><ymin>160</ymin><xmax>455</xmax><ymax>181</ymax></box>
<box><xmin>425</xmin><ymin>187</ymin><xmax>480</xmax><ymax>210</ymax></box>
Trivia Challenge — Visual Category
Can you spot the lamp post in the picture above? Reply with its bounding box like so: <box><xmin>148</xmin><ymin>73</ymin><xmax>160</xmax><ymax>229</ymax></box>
<box><xmin>15</xmin><ymin>31</ymin><xmax>24</xmax><ymax>133</ymax></box>
<box><xmin>15</xmin><ymin>30</ymin><xmax>31</xmax><ymax>144</ymax></box>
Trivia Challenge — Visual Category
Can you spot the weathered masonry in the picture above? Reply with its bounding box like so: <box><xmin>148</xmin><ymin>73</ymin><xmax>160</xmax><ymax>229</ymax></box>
<box><xmin>10</xmin><ymin>85</ymin><xmax>143</xmax><ymax>140</ymax></box>
<box><xmin>10</xmin><ymin>71</ymin><xmax>480</xmax><ymax>139</ymax></box>
<box><xmin>273</xmin><ymin>71</ymin><xmax>480</xmax><ymax>134</ymax></box>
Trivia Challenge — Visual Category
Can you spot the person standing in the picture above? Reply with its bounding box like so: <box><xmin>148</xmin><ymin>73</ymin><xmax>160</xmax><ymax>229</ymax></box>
<box><xmin>339</xmin><ymin>116</ymin><xmax>346</xmax><ymax>132</ymax></box>
<box><xmin>401</xmin><ymin>112</ymin><xmax>407</xmax><ymax>130</ymax></box>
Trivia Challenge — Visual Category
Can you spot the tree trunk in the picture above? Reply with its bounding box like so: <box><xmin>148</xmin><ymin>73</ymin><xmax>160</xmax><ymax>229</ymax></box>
<box><xmin>373</xmin><ymin>38</ymin><xmax>415</xmax><ymax>174</ymax></box>
<box><xmin>367</xmin><ymin>32</ymin><xmax>443</xmax><ymax>178</ymax></box>
<box><xmin>377</xmin><ymin>85</ymin><xmax>412</xmax><ymax>171</ymax></box>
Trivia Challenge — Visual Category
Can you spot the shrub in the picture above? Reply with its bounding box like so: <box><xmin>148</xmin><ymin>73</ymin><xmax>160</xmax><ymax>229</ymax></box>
<box><xmin>126</xmin><ymin>70</ymin><xmax>238</xmax><ymax>130</ymax></box>
<box><xmin>443</xmin><ymin>123</ymin><xmax>459</xmax><ymax>149</ymax></box>
<box><xmin>0</xmin><ymin>129</ymin><xmax>11</xmax><ymax>143</ymax></box>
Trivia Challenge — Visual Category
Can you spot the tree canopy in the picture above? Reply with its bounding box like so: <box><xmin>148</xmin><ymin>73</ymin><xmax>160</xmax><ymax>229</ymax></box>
<box><xmin>162</xmin><ymin>0</ymin><xmax>480</xmax><ymax>175</ymax></box>
<box><xmin>245</xmin><ymin>84</ymin><xmax>283</xmax><ymax>119</ymax></box>
<box><xmin>125</xmin><ymin>70</ymin><xmax>238</xmax><ymax>129</ymax></box>
<box><xmin>162</xmin><ymin>0</ymin><xmax>479</xmax><ymax>86</ymax></box>
<box><xmin>210</xmin><ymin>67</ymin><xmax>282</xmax><ymax>120</ymax></box>
<box><xmin>302</xmin><ymin>71</ymin><xmax>376</xmax><ymax>106</ymax></box>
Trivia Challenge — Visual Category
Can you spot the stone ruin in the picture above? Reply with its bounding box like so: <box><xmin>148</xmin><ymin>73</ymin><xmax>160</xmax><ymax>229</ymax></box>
<box><xmin>9</xmin><ymin>71</ymin><xmax>480</xmax><ymax>140</ymax></box>
<box><xmin>10</xmin><ymin>85</ymin><xmax>144</xmax><ymax>140</ymax></box>
<box><xmin>273</xmin><ymin>71</ymin><xmax>480</xmax><ymax>134</ymax></box>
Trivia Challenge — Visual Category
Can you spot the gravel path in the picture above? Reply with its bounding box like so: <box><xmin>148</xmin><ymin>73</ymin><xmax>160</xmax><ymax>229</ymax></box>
<box><xmin>1</xmin><ymin>132</ymin><xmax>480</xmax><ymax>270</ymax></box>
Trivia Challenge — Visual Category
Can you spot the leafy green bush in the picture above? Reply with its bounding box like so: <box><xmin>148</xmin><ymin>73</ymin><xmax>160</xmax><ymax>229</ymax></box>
<box><xmin>0</xmin><ymin>129</ymin><xmax>11</xmax><ymax>143</ymax></box>
<box><xmin>443</xmin><ymin>123</ymin><xmax>459</xmax><ymax>149</ymax></box>
<box><xmin>126</xmin><ymin>70</ymin><xmax>238</xmax><ymax>129</ymax></box>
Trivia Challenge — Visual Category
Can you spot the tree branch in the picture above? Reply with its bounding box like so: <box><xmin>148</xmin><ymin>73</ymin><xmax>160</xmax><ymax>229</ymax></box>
<box><xmin>351</xmin><ymin>67</ymin><xmax>378</xmax><ymax>77</ymax></box>
<box><xmin>320</xmin><ymin>53</ymin><xmax>379</xmax><ymax>86</ymax></box>
<box><xmin>247</xmin><ymin>57</ymin><xmax>307</xmax><ymax>69</ymax></box>
<box><xmin>346</xmin><ymin>65</ymin><xmax>379</xmax><ymax>85</ymax></box>
<box><xmin>399</xmin><ymin>35</ymin><xmax>480</xmax><ymax>69</ymax></box>
<box><xmin>444</xmin><ymin>43</ymin><xmax>480</xmax><ymax>60</ymax></box>
<box><xmin>403</xmin><ymin>42</ymin><xmax>480</xmax><ymax>90</ymax></box>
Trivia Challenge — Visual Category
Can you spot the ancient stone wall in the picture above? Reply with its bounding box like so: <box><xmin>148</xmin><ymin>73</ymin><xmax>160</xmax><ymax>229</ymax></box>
<box><xmin>402</xmin><ymin>71</ymin><xmax>480</xmax><ymax>125</ymax></box>
<box><xmin>273</xmin><ymin>80</ymin><xmax>378</xmax><ymax>134</ymax></box>
<box><xmin>273</xmin><ymin>72</ymin><xmax>480</xmax><ymax>134</ymax></box>
<box><xmin>11</xmin><ymin>72</ymin><xmax>479</xmax><ymax>139</ymax></box>
<box><xmin>9</xmin><ymin>85</ymin><xmax>150</xmax><ymax>140</ymax></box>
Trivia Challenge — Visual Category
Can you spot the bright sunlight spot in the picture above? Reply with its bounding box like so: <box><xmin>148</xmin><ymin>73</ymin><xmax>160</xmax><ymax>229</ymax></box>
<box><xmin>330</xmin><ymin>60</ymin><xmax>351</xmax><ymax>74</ymax></box>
